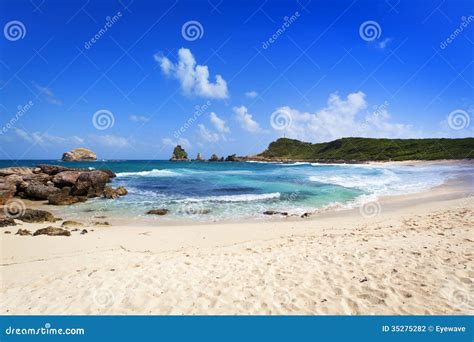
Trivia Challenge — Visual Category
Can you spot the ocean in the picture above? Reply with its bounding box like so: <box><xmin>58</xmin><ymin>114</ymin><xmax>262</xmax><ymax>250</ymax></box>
<box><xmin>1</xmin><ymin>160</ymin><xmax>471</xmax><ymax>222</ymax></box>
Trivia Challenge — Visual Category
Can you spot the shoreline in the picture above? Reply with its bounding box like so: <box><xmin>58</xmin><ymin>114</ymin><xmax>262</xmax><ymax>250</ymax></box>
<box><xmin>0</xmin><ymin>170</ymin><xmax>473</xmax><ymax>314</ymax></box>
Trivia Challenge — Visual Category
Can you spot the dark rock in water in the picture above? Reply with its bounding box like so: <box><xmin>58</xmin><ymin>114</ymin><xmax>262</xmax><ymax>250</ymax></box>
<box><xmin>263</xmin><ymin>211</ymin><xmax>288</xmax><ymax>216</ymax></box>
<box><xmin>0</xmin><ymin>217</ymin><xmax>16</xmax><ymax>227</ymax></box>
<box><xmin>146</xmin><ymin>208</ymin><xmax>169</xmax><ymax>215</ymax></box>
<box><xmin>195</xmin><ymin>153</ymin><xmax>204</xmax><ymax>161</ymax></box>
<box><xmin>16</xmin><ymin>228</ymin><xmax>32</xmax><ymax>236</ymax></box>
<box><xmin>200</xmin><ymin>209</ymin><xmax>211</xmax><ymax>214</ymax></box>
<box><xmin>33</xmin><ymin>226</ymin><xmax>71</xmax><ymax>236</ymax></box>
<box><xmin>52</xmin><ymin>171</ymin><xmax>83</xmax><ymax>187</ymax></box>
<box><xmin>209</xmin><ymin>154</ymin><xmax>219</xmax><ymax>161</ymax></box>
<box><xmin>170</xmin><ymin>145</ymin><xmax>188</xmax><ymax>161</ymax></box>
<box><xmin>72</xmin><ymin>170</ymin><xmax>110</xmax><ymax>197</ymax></box>
<box><xmin>225</xmin><ymin>154</ymin><xmax>240</xmax><ymax>162</ymax></box>
<box><xmin>23</xmin><ymin>182</ymin><xmax>61</xmax><ymax>200</ymax></box>
<box><xmin>61</xmin><ymin>220</ymin><xmax>84</xmax><ymax>227</ymax></box>
<box><xmin>301</xmin><ymin>212</ymin><xmax>310</xmax><ymax>218</ymax></box>
<box><xmin>17</xmin><ymin>209</ymin><xmax>57</xmax><ymax>223</ymax></box>
<box><xmin>103</xmin><ymin>186</ymin><xmax>128</xmax><ymax>199</ymax></box>
<box><xmin>80</xmin><ymin>229</ymin><xmax>88</xmax><ymax>235</ymax></box>
<box><xmin>62</xmin><ymin>148</ymin><xmax>97</xmax><ymax>161</ymax></box>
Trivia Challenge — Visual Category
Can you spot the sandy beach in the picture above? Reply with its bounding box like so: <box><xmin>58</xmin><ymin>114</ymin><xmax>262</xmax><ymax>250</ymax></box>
<box><xmin>1</xmin><ymin>169</ymin><xmax>472</xmax><ymax>315</ymax></box>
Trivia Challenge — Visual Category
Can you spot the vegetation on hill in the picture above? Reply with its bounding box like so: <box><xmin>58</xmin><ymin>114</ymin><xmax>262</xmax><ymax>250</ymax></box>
<box><xmin>171</xmin><ymin>145</ymin><xmax>188</xmax><ymax>160</ymax></box>
<box><xmin>257</xmin><ymin>137</ymin><xmax>474</xmax><ymax>161</ymax></box>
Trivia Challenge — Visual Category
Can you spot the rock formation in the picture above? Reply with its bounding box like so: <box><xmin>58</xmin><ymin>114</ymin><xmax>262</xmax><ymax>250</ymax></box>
<box><xmin>0</xmin><ymin>164</ymin><xmax>123</xmax><ymax>207</ymax></box>
<box><xmin>62</xmin><ymin>148</ymin><xmax>97</xmax><ymax>161</ymax></box>
<box><xmin>209</xmin><ymin>154</ymin><xmax>219</xmax><ymax>161</ymax></box>
<box><xmin>170</xmin><ymin>145</ymin><xmax>188</xmax><ymax>161</ymax></box>
<box><xmin>196</xmin><ymin>153</ymin><xmax>204</xmax><ymax>161</ymax></box>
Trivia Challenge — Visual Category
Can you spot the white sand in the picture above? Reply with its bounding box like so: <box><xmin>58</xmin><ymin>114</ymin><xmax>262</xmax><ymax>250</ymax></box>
<box><xmin>0</xmin><ymin>177</ymin><xmax>473</xmax><ymax>315</ymax></box>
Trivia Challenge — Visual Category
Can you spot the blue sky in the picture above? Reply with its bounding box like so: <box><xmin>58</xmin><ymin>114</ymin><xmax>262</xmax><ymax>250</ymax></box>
<box><xmin>0</xmin><ymin>0</ymin><xmax>473</xmax><ymax>160</ymax></box>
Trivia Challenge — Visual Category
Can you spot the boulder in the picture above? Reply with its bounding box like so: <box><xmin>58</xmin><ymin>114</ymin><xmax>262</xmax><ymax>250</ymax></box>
<box><xmin>62</xmin><ymin>148</ymin><xmax>97</xmax><ymax>161</ymax></box>
<box><xmin>146</xmin><ymin>208</ymin><xmax>169</xmax><ymax>215</ymax></box>
<box><xmin>0</xmin><ymin>217</ymin><xmax>16</xmax><ymax>227</ymax></box>
<box><xmin>23</xmin><ymin>182</ymin><xmax>61</xmax><ymax>200</ymax></box>
<box><xmin>98</xmin><ymin>169</ymin><xmax>116</xmax><ymax>179</ymax></box>
<box><xmin>0</xmin><ymin>167</ymin><xmax>34</xmax><ymax>177</ymax></box>
<box><xmin>0</xmin><ymin>177</ymin><xmax>17</xmax><ymax>205</ymax></box>
<box><xmin>170</xmin><ymin>145</ymin><xmax>188</xmax><ymax>161</ymax></box>
<box><xmin>48</xmin><ymin>192</ymin><xmax>87</xmax><ymax>205</ymax></box>
<box><xmin>196</xmin><ymin>153</ymin><xmax>204</xmax><ymax>161</ymax></box>
<box><xmin>17</xmin><ymin>209</ymin><xmax>57</xmax><ymax>223</ymax></box>
<box><xmin>37</xmin><ymin>164</ymin><xmax>75</xmax><ymax>175</ymax></box>
<box><xmin>103</xmin><ymin>186</ymin><xmax>128</xmax><ymax>199</ymax></box>
<box><xmin>16</xmin><ymin>229</ymin><xmax>32</xmax><ymax>236</ymax></box>
<box><xmin>72</xmin><ymin>170</ymin><xmax>110</xmax><ymax>197</ymax></box>
<box><xmin>52</xmin><ymin>171</ymin><xmax>83</xmax><ymax>187</ymax></box>
<box><xmin>209</xmin><ymin>154</ymin><xmax>219</xmax><ymax>161</ymax></box>
<box><xmin>33</xmin><ymin>226</ymin><xmax>71</xmax><ymax>236</ymax></box>
<box><xmin>263</xmin><ymin>210</ymin><xmax>288</xmax><ymax>216</ymax></box>
<box><xmin>61</xmin><ymin>220</ymin><xmax>83</xmax><ymax>227</ymax></box>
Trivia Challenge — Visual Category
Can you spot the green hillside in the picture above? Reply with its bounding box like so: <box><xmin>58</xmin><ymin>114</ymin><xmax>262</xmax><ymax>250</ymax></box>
<box><xmin>257</xmin><ymin>137</ymin><xmax>474</xmax><ymax>161</ymax></box>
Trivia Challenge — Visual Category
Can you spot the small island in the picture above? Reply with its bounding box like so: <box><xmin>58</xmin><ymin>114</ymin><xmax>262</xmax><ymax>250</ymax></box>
<box><xmin>62</xmin><ymin>148</ymin><xmax>97</xmax><ymax>161</ymax></box>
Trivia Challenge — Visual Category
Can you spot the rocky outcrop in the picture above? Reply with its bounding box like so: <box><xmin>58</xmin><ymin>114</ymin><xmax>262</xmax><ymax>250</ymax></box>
<box><xmin>225</xmin><ymin>154</ymin><xmax>244</xmax><ymax>162</ymax></box>
<box><xmin>146</xmin><ymin>208</ymin><xmax>169</xmax><ymax>215</ymax></box>
<box><xmin>0</xmin><ymin>217</ymin><xmax>16</xmax><ymax>227</ymax></box>
<box><xmin>170</xmin><ymin>145</ymin><xmax>188</xmax><ymax>161</ymax></box>
<box><xmin>62</xmin><ymin>148</ymin><xmax>97</xmax><ymax>161</ymax></box>
<box><xmin>0</xmin><ymin>164</ymin><xmax>123</xmax><ymax>206</ymax></box>
<box><xmin>33</xmin><ymin>226</ymin><xmax>71</xmax><ymax>236</ymax></box>
<box><xmin>263</xmin><ymin>210</ymin><xmax>288</xmax><ymax>216</ymax></box>
<box><xmin>196</xmin><ymin>153</ymin><xmax>204</xmax><ymax>161</ymax></box>
<box><xmin>61</xmin><ymin>220</ymin><xmax>83</xmax><ymax>227</ymax></box>
<box><xmin>209</xmin><ymin>154</ymin><xmax>219</xmax><ymax>161</ymax></box>
<box><xmin>16</xmin><ymin>209</ymin><xmax>58</xmax><ymax>223</ymax></box>
<box><xmin>16</xmin><ymin>229</ymin><xmax>32</xmax><ymax>236</ymax></box>
<box><xmin>103</xmin><ymin>186</ymin><xmax>128</xmax><ymax>199</ymax></box>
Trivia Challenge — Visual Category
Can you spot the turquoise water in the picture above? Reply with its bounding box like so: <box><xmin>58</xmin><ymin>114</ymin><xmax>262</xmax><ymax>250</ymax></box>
<box><xmin>0</xmin><ymin>160</ymin><xmax>470</xmax><ymax>221</ymax></box>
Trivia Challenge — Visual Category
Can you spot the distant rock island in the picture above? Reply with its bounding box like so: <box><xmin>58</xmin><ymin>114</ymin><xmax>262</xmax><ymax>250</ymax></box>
<box><xmin>251</xmin><ymin>137</ymin><xmax>474</xmax><ymax>162</ymax></box>
<box><xmin>62</xmin><ymin>148</ymin><xmax>97</xmax><ymax>161</ymax></box>
<box><xmin>170</xmin><ymin>145</ymin><xmax>189</xmax><ymax>161</ymax></box>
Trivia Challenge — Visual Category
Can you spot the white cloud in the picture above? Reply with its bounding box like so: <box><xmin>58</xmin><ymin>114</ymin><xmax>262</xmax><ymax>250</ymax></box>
<box><xmin>154</xmin><ymin>48</ymin><xmax>228</xmax><ymax>99</ymax></box>
<box><xmin>91</xmin><ymin>134</ymin><xmax>129</xmax><ymax>148</ymax></box>
<box><xmin>245</xmin><ymin>91</ymin><xmax>258</xmax><ymax>98</ymax></box>
<box><xmin>15</xmin><ymin>129</ymin><xmax>69</xmax><ymax>145</ymax></box>
<box><xmin>32</xmin><ymin>82</ymin><xmax>62</xmax><ymax>106</ymax></box>
<box><xmin>162</xmin><ymin>137</ymin><xmax>191</xmax><ymax>149</ymax></box>
<box><xmin>233</xmin><ymin>105</ymin><xmax>262</xmax><ymax>133</ymax></box>
<box><xmin>270</xmin><ymin>91</ymin><xmax>416</xmax><ymax>142</ymax></box>
<box><xmin>209</xmin><ymin>112</ymin><xmax>229</xmax><ymax>133</ymax></box>
<box><xmin>129</xmin><ymin>115</ymin><xmax>149</xmax><ymax>122</ymax></box>
<box><xmin>197</xmin><ymin>124</ymin><xmax>220</xmax><ymax>142</ymax></box>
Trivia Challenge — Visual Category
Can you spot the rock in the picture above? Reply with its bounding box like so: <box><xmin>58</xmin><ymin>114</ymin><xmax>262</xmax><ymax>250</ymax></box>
<box><xmin>4</xmin><ymin>231</ymin><xmax>11</xmax><ymax>234</ymax></box>
<box><xmin>80</xmin><ymin>229</ymin><xmax>88</xmax><ymax>235</ymax></box>
<box><xmin>209</xmin><ymin>154</ymin><xmax>219</xmax><ymax>161</ymax></box>
<box><xmin>61</xmin><ymin>220</ymin><xmax>84</xmax><ymax>227</ymax></box>
<box><xmin>17</xmin><ymin>209</ymin><xmax>57</xmax><ymax>223</ymax></box>
<box><xmin>301</xmin><ymin>212</ymin><xmax>310</xmax><ymax>218</ymax></box>
<box><xmin>0</xmin><ymin>167</ymin><xmax>34</xmax><ymax>177</ymax></box>
<box><xmin>48</xmin><ymin>188</ymin><xmax>87</xmax><ymax>205</ymax></box>
<box><xmin>199</xmin><ymin>209</ymin><xmax>211</xmax><ymax>214</ymax></box>
<box><xmin>170</xmin><ymin>145</ymin><xmax>188</xmax><ymax>161</ymax></box>
<box><xmin>0</xmin><ymin>177</ymin><xmax>17</xmax><ymax>205</ymax></box>
<box><xmin>23</xmin><ymin>182</ymin><xmax>61</xmax><ymax>200</ymax></box>
<box><xmin>93</xmin><ymin>221</ymin><xmax>110</xmax><ymax>226</ymax></box>
<box><xmin>98</xmin><ymin>169</ymin><xmax>116</xmax><ymax>179</ymax></box>
<box><xmin>103</xmin><ymin>186</ymin><xmax>128</xmax><ymax>199</ymax></box>
<box><xmin>263</xmin><ymin>210</ymin><xmax>288</xmax><ymax>216</ymax></box>
<box><xmin>16</xmin><ymin>228</ymin><xmax>32</xmax><ymax>236</ymax></box>
<box><xmin>37</xmin><ymin>164</ymin><xmax>75</xmax><ymax>175</ymax></box>
<box><xmin>146</xmin><ymin>208</ymin><xmax>169</xmax><ymax>215</ymax></box>
<box><xmin>52</xmin><ymin>171</ymin><xmax>83</xmax><ymax>187</ymax></box>
<box><xmin>62</xmin><ymin>148</ymin><xmax>97</xmax><ymax>161</ymax></box>
<box><xmin>33</xmin><ymin>226</ymin><xmax>71</xmax><ymax>236</ymax></box>
<box><xmin>0</xmin><ymin>217</ymin><xmax>16</xmax><ymax>227</ymax></box>
<box><xmin>196</xmin><ymin>153</ymin><xmax>204</xmax><ymax>161</ymax></box>
<box><xmin>72</xmin><ymin>170</ymin><xmax>110</xmax><ymax>197</ymax></box>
